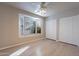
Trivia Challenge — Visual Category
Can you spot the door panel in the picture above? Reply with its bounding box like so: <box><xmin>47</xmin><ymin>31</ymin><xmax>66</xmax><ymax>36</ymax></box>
<box><xmin>72</xmin><ymin>15</ymin><xmax>79</xmax><ymax>46</ymax></box>
<box><xmin>59</xmin><ymin>17</ymin><xmax>73</xmax><ymax>44</ymax></box>
<box><xmin>59</xmin><ymin>15</ymin><xmax>79</xmax><ymax>46</ymax></box>
<box><xmin>46</xmin><ymin>19</ymin><xmax>57</xmax><ymax>40</ymax></box>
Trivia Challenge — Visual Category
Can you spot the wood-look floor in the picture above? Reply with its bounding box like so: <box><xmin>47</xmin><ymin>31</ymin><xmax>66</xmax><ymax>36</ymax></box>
<box><xmin>0</xmin><ymin>39</ymin><xmax>79</xmax><ymax>56</ymax></box>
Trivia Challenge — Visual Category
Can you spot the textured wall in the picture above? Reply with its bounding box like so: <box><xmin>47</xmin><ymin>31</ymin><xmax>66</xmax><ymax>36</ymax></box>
<box><xmin>0</xmin><ymin>3</ymin><xmax>44</xmax><ymax>49</ymax></box>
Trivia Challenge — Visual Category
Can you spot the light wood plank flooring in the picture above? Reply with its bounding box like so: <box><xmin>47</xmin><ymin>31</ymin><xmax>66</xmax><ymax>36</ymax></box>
<box><xmin>0</xmin><ymin>39</ymin><xmax>79</xmax><ymax>56</ymax></box>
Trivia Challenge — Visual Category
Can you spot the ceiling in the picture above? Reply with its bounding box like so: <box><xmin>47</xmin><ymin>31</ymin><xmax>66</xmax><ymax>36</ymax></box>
<box><xmin>4</xmin><ymin>2</ymin><xmax>79</xmax><ymax>17</ymax></box>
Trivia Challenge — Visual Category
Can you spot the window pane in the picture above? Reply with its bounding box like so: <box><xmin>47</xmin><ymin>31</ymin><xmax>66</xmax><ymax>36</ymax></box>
<box><xmin>36</xmin><ymin>19</ymin><xmax>41</xmax><ymax>33</ymax></box>
<box><xmin>19</xmin><ymin>14</ymin><xmax>41</xmax><ymax>37</ymax></box>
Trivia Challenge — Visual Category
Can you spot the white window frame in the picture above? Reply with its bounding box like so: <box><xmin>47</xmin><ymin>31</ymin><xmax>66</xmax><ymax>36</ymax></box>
<box><xmin>19</xmin><ymin>14</ymin><xmax>42</xmax><ymax>38</ymax></box>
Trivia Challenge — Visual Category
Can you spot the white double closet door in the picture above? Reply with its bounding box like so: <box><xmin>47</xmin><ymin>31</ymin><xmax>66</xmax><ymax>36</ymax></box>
<box><xmin>59</xmin><ymin>15</ymin><xmax>79</xmax><ymax>46</ymax></box>
<box><xmin>46</xmin><ymin>15</ymin><xmax>79</xmax><ymax>46</ymax></box>
<box><xmin>46</xmin><ymin>19</ymin><xmax>57</xmax><ymax>40</ymax></box>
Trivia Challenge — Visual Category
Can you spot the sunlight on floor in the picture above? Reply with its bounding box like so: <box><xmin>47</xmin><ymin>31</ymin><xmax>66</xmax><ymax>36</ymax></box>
<box><xmin>10</xmin><ymin>46</ymin><xmax>30</xmax><ymax>56</ymax></box>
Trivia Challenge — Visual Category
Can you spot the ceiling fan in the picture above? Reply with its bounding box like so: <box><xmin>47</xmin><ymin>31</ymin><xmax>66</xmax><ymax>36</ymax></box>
<box><xmin>35</xmin><ymin>2</ymin><xmax>48</xmax><ymax>16</ymax></box>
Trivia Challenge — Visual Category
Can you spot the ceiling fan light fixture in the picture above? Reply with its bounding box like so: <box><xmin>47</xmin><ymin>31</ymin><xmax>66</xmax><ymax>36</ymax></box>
<box><xmin>40</xmin><ymin>7</ymin><xmax>47</xmax><ymax>14</ymax></box>
<box><xmin>35</xmin><ymin>2</ymin><xmax>47</xmax><ymax>16</ymax></box>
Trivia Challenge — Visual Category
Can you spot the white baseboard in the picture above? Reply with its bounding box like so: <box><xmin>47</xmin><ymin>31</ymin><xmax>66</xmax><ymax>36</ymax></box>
<box><xmin>46</xmin><ymin>38</ymin><xmax>79</xmax><ymax>46</ymax></box>
<box><xmin>0</xmin><ymin>38</ymin><xmax>43</xmax><ymax>51</ymax></box>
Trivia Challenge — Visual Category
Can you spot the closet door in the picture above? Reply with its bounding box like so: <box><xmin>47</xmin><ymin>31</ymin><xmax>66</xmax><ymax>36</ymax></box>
<box><xmin>59</xmin><ymin>17</ymin><xmax>73</xmax><ymax>44</ymax></box>
<box><xmin>59</xmin><ymin>15</ymin><xmax>79</xmax><ymax>46</ymax></box>
<box><xmin>72</xmin><ymin>15</ymin><xmax>79</xmax><ymax>46</ymax></box>
<box><xmin>46</xmin><ymin>19</ymin><xmax>57</xmax><ymax>40</ymax></box>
